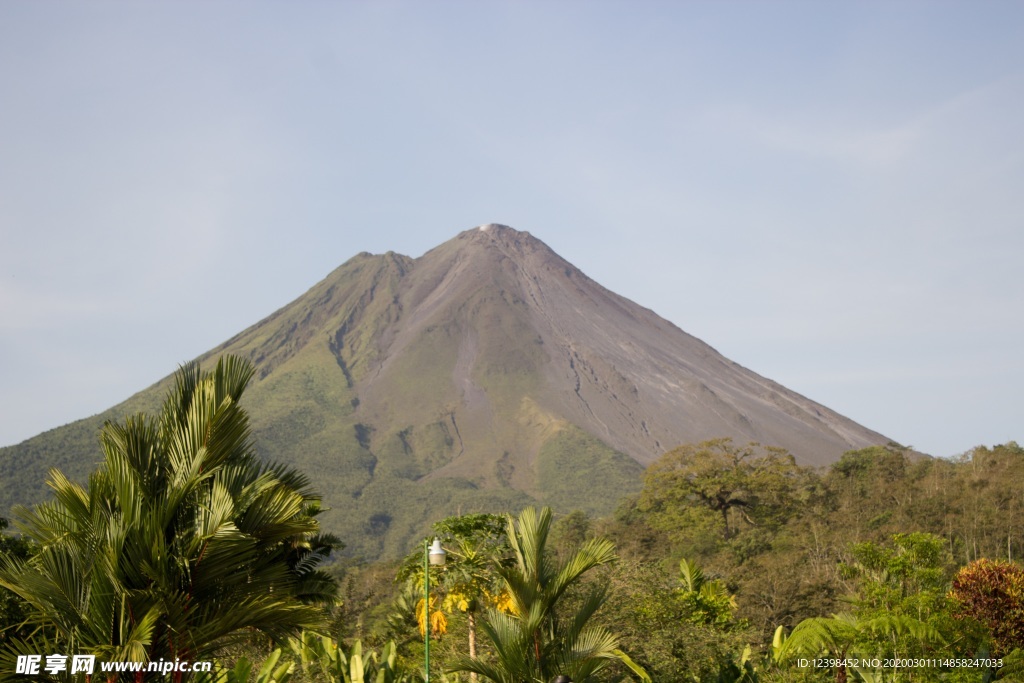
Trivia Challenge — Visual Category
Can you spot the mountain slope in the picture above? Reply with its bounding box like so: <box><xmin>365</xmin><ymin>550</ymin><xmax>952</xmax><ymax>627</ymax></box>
<box><xmin>0</xmin><ymin>224</ymin><xmax>892</xmax><ymax>558</ymax></box>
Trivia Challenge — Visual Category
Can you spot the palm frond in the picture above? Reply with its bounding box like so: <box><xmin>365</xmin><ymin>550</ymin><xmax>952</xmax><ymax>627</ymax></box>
<box><xmin>679</xmin><ymin>557</ymin><xmax>705</xmax><ymax>593</ymax></box>
<box><xmin>451</xmin><ymin>506</ymin><xmax>634</xmax><ymax>683</ymax></box>
<box><xmin>1</xmin><ymin>355</ymin><xmax>337</xmax><ymax>666</ymax></box>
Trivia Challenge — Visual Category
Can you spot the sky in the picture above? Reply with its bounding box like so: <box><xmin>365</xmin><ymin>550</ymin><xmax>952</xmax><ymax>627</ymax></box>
<box><xmin>1</xmin><ymin>1</ymin><xmax>1021</xmax><ymax>458</ymax></box>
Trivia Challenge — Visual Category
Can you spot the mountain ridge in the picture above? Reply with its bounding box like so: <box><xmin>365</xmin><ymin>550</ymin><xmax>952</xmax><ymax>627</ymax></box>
<box><xmin>0</xmin><ymin>224</ymin><xmax>893</xmax><ymax>558</ymax></box>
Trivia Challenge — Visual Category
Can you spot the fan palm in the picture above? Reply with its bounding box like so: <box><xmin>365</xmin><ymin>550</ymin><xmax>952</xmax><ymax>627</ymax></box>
<box><xmin>0</xmin><ymin>356</ymin><xmax>335</xmax><ymax>679</ymax></box>
<box><xmin>448</xmin><ymin>507</ymin><xmax>649</xmax><ymax>683</ymax></box>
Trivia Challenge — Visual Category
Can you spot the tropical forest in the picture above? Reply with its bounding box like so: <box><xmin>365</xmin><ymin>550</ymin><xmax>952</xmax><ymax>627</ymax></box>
<box><xmin>1</xmin><ymin>356</ymin><xmax>1022</xmax><ymax>683</ymax></box>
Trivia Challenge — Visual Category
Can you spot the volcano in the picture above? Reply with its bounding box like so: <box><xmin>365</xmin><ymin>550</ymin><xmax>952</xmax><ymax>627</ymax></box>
<box><xmin>0</xmin><ymin>224</ymin><xmax>891</xmax><ymax>557</ymax></box>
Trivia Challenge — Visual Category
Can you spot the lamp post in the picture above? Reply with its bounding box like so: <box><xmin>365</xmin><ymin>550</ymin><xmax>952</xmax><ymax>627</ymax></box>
<box><xmin>424</xmin><ymin>537</ymin><xmax>446</xmax><ymax>682</ymax></box>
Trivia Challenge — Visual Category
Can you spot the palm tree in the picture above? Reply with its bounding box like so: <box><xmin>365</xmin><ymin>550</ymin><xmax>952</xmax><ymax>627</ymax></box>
<box><xmin>677</xmin><ymin>558</ymin><xmax>737</xmax><ymax>627</ymax></box>
<box><xmin>448</xmin><ymin>507</ymin><xmax>649</xmax><ymax>683</ymax></box>
<box><xmin>0</xmin><ymin>356</ymin><xmax>335</xmax><ymax>679</ymax></box>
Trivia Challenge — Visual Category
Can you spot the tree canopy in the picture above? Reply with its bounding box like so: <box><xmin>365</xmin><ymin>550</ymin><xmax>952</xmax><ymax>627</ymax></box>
<box><xmin>639</xmin><ymin>438</ymin><xmax>810</xmax><ymax>549</ymax></box>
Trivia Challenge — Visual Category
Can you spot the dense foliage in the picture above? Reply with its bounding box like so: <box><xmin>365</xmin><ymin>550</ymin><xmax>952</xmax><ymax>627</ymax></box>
<box><xmin>598</xmin><ymin>440</ymin><xmax>1024</xmax><ymax>681</ymax></box>
<box><xmin>949</xmin><ymin>559</ymin><xmax>1024</xmax><ymax>657</ymax></box>
<box><xmin>447</xmin><ymin>506</ymin><xmax>648</xmax><ymax>683</ymax></box>
<box><xmin>329</xmin><ymin>437</ymin><xmax>1024</xmax><ymax>681</ymax></box>
<box><xmin>0</xmin><ymin>357</ymin><xmax>338</xmax><ymax>680</ymax></box>
<box><xmin>2</xmin><ymin>360</ymin><xmax>1023</xmax><ymax>683</ymax></box>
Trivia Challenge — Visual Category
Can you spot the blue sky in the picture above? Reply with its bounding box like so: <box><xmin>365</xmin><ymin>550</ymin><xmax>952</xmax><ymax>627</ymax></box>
<box><xmin>1</xmin><ymin>1</ymin><xmax>1021</xmax><ymax>457</ymax></box>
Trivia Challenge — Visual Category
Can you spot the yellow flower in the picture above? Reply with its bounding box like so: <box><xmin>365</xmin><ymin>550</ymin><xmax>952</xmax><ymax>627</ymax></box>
<box><xmin>417</xmin><ymin>596</ymin><xmax>449</xmax><ymax>637</ymax></box>
<box><xmin>431</xmin><ymin>609</ymin><xmax>448</xmax><ymax>635</ymax></box>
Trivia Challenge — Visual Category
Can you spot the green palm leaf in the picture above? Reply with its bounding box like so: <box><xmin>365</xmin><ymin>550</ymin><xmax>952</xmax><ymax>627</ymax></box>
<box><xmin>449</xmin><ymin>506</ymin><xmax>646</xmax><ymax>683</ymax></box>
<box><xmin>0</xmin><ymin>355</ymin><xmax>337</xmax><ymax>677</ymax></box>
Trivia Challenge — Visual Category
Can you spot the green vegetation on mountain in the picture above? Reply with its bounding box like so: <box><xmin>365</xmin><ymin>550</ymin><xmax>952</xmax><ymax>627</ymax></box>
<box><xmin>0</xmin><ymin>245</ymin><xmax>647</xmax><ymax>561</ymax></box>
<box><xmin>0</xmin><ymin>227</ymin><xmax>894</xmax><ymax>561</ymax></box>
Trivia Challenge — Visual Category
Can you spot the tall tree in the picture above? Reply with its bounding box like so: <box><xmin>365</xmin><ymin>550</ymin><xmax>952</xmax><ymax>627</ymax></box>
<box><xmin>639</xmin><ymin>439</ymin><xmax>808</xmax><ymax>545</ymax></box>
<box><xmin>397</xmin><ymin>513</ymin><xmax>512</xmax><ymax>682</ymax></box>
<box><xmin>0</xmin><ymin>356</ymin><xmax>336</xmax><ymax>678</ymax></box>
<box><xmin>432</xmin><ymin>514</ymin><xmax>510</xmax><ymax>678</ymax></box>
